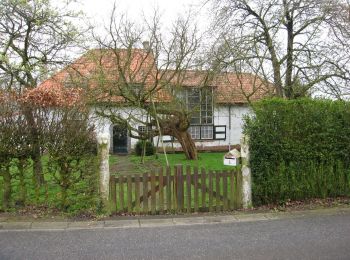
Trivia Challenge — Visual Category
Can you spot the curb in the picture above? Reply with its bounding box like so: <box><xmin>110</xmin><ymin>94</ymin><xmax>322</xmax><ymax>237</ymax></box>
<box><xmin>0</xmin><ymin>207</ymin><xmax>349</xmax><ymax>232</ymax></box>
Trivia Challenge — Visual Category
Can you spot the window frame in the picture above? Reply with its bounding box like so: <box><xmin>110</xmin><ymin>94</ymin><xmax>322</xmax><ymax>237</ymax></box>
<box><xmin>186</xmin><ymin>86</ymin><xmax>214</xmax><ymax>126</ymax></box>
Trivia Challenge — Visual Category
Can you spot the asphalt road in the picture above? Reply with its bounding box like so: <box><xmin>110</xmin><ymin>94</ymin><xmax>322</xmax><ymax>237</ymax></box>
<box><xmin>1</xmin><ymin>213</ymin><xmax>350</xmax><ymax>260</ymax></box>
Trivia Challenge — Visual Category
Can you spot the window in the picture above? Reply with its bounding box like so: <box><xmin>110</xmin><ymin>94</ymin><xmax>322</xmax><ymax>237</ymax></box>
<box><xmin>138</xmin><ymin>125</ymin><xmax>152</xmax><ymax>134</ymax></box>
<box><xmin>186</xmin><ymin>87</ymin><xmax>214</xmax><ymax>139</ymax></box>
<box><xmin>189</xmin><ymin>126</ymin><xmax>201</xmax><ymax>139</ymax></box>
<box><xmin>201</xmin><ymin>125</ymin><xmax>213</xmax><ymax>139</ymax></box>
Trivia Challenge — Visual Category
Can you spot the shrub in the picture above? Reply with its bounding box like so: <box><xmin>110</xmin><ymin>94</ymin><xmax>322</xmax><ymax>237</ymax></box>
<box><xmin>244</xmin><ymin>98</ymin><xmax>350</xmax><ymax>205</ymax></box>
<box><xmin>135</xmin><ymin>140</ymin><xmax>155</xmax><ymax>156</ymax></box>
<box><xmin>0</xmin><ymin>104</ymin><xmax>100</xmax><ymax>215</ymax></box>
<box><xmin>45</xmin><ymin>108</ymin><xmax>99</xmax><ymax>212</ymax></box>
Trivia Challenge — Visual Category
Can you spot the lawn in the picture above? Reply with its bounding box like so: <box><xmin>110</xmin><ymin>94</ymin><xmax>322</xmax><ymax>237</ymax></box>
<box><xmin>0</xmin><ymin>157</ymin><xmax>99</xmax><ymax>213</ymax></box>
<box><xmin>155</xmin><ymin>152</ymin><xmax>236</xmax><ymax>171</ymax></box>
<box><xmin>113</xmin><ymin>152</ymin><xmax>238</xmax><ymax>174</ymax></box>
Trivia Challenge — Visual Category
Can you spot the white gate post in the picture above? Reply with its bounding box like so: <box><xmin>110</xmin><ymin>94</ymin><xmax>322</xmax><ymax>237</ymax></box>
<box><xmin>241</xmin><ymin>135</ymin><xmax>252</xmax><ymax>209</ymax></box>
<box><xmin>97</xmin><ymin>133</ymin><xmax>110</xmax><ymax>202</ymax></box>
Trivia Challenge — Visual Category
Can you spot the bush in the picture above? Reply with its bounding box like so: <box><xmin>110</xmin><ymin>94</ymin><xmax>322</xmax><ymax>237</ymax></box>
<box><xmin>135</xmin><ymin>140</ymin><xmax>155</xmax><ymax>156</ymax></box>
<box><xmin>0</xmin><ymin>104</ymin><xmax>100</xmax><ymax>215</ymax></box>
<box><xmin>244</xmin><ymin>98</ymin><xmax>350</xmax><ymax>205</ymax></box>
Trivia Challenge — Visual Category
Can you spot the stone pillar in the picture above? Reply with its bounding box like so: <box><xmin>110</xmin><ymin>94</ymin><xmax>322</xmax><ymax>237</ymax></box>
<box><xmin>240</xmin><ymin>135</ymin><xmax>252</xmax><ymax>209</ymax></box>
<box><xmin>97</xmin><ymin>133</ymin><xmax>110</xmax><ymax>202</ymax></box>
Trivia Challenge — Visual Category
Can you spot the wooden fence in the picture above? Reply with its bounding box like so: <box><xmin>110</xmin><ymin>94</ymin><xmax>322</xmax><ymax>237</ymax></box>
<box><xmin>109</xmin><ymin>165</ymin><xmax>243</xmax><ymax>214</ymax></box>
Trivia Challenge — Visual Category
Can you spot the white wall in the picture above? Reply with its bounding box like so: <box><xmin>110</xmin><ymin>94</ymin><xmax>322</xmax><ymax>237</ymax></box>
<box><xmin>90</xmin><ymin>107</ymin><xmax>147</xmax><ymax>152</ymax></box>
<box><xmin>90</xmin><ymin>105</ymin><xmax>252</xmax><ymax>152</ymax></box>
<box><xmin>154</xmin><ymin>104</ymin><xmax>251</xmax><ymax>150</ymax></box>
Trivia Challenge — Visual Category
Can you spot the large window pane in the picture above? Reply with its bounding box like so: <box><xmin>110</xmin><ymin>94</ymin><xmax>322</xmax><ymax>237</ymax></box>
<box><xmin>187</xmin><ymin>87</ymin><xmax>213</xmax><ymax>126</ymax></box>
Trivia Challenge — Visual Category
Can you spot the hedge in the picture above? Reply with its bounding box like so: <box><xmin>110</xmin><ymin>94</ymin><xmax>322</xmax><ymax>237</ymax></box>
<box><xmin>244</xmin><ymin>98</ymin><xmax>350</xmax><ymax>205</ymax></box>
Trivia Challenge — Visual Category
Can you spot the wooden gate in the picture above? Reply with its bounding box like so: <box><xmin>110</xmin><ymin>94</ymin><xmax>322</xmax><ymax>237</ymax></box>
<box><xmin>109</xmin><ymin>165</ymin><xmax>243</xmax><ymax>214</ymax></box>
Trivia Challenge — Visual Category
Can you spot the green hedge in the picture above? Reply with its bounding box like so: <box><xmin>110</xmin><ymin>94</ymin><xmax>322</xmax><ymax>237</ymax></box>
<box><xmin>0</xmin><ymin>157</ymin><xmax>100</xmax><ymax>215</ymax></box>
<box><xmin>244</xmin><ymin>98</ymin><xmax>350</xmax><ymax>205</ymax></box>
<box><xmin>135</xmin><ymin>140</ymin><xmax>155</xmax><ymax>156</ymax></box>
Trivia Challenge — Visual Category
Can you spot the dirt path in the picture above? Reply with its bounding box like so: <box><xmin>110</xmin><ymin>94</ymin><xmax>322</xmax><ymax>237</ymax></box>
<box><xmin>109</xmin><ymin>155</ymin><xmax>161</xmax><ymax>176</ymax></box>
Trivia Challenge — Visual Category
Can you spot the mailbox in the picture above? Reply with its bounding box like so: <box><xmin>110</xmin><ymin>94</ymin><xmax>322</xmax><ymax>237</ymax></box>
<box><xmin>224</xmin><ymin>148</ymin><xmax>241</xmax><ymax>166</ymax></box>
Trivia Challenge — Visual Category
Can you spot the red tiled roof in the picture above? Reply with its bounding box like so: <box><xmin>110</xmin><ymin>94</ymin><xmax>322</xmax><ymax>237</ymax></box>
<box><xmin>31</xmin><ymin>49</ymin><xmax>272</xmax><ymax>106</ymax></box>
<box><xmin>161</xmin><ymin>70</ymin><xmax>272</xmax><ymax>104</ymax></box>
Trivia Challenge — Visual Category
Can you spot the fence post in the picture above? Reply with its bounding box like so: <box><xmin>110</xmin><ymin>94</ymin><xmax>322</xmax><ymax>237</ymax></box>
<box><xmin>241</xmin><ymin>134</ymin><xmax>252</xmax><ymax>209</ymax></box>
<box><xmin>97</xmin><ymin>133</ymin><xmax>110</xmax><ymax>204</ymax></box>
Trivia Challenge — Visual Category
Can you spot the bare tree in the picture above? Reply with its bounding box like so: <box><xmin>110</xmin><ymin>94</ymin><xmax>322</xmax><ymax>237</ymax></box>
<box><xmin>84</xmin><ymin>8</ymin><xmax>204</xmax><ymax>160</ymax></box>
<box><xmin>0</xmin><ymin>0</ymin><xmax>84</xmax><ymax>182</ymax></box>
<box><xmin>210</xmin><ymin>0</ymin><xmax>350</xmax><ymax>99</ymax></box>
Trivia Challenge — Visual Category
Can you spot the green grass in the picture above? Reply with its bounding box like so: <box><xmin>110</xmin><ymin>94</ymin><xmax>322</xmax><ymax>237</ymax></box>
<box><xmin>127</xmin><ymin>152</ymin><xmax>237</xmax><ymax>172</ymax></box>
<box><xmin>0</xmin><ymin>157</ymin><xmax>99</xmax><ymax>214</ymax></box>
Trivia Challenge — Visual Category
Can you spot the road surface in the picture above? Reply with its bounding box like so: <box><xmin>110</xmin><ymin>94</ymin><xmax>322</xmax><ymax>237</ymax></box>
<box><xmin>1</xmin><ymin>212</ymin><xmax>350</xmax><ymax>259</ymax></box>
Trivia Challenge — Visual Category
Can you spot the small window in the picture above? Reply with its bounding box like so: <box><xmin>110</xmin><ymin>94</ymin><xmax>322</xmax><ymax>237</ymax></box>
<box><xmin>138</xmin><ymin>125</ymin><xmax>152</xmax><ymax>134</ymax></box>
<box><xmin>201</xmin><ymin>125</ymin><xmax>213</xmax><ymax>139</ymax></box>
<box><xmin>188</xmin><ymin>126</ymin><xmax>201</xmax><ymax>139</ymax></box>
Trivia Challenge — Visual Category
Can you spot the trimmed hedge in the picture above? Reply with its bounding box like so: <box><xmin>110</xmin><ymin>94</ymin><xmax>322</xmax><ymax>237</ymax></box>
<box><xmin>244</xmin><ymin>98</ymin><xmax>350</xmax><ymax>205</ymax></box>
<box><xmin>135</xmin><ymin>140</ymin><xmax>155</xmax><ymax>156</ymax></box>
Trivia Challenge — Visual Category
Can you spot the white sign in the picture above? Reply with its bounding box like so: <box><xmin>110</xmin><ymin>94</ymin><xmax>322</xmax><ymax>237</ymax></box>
<box><xmin>224</xmin><ymin>158</ymin><xmax>237</xmax><ymax>166</ymax></box>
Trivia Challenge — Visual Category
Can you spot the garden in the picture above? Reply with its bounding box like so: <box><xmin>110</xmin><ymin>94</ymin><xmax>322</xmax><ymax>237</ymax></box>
<box><xmin>2</xmin><ymin>97</ymin><xmax>350</xmax><ymax>216</ymax></box>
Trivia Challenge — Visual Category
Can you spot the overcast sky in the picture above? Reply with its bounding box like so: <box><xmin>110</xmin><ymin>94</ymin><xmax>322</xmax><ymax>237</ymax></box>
<box><xmin>79</xmin><ymin>0</ymin><xmax>210</xmax><ymax>31</ymax></box>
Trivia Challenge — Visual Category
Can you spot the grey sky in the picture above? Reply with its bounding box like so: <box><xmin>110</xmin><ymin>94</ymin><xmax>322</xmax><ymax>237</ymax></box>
<box><xmin>79</xmin><ymin>0</ymin><xmax>210</xmax><ymax>30</ymax></box>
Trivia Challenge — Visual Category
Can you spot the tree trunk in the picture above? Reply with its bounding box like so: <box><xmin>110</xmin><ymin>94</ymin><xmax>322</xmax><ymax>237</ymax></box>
<box><xmin>2</xmin><ymin>165</ymin><xmax>11</xmax><ymax>210</ymax></box>
<box><xmin>174</xmin><ymin>131</ymin><xmax>198</xmax><ymax>160</ymax></box>
<box><xmin>18</xmin><ymin>160</ymin><xmax>27</xmax><ymax>206</ymax></box>
<box><xmin>21</xmin><ymin>106</ymin><xmax>44</xmax><ymax>184</ymax></box>
<box><xmin>284</xmin><ymin>3</ymin><xmax>294</xmax><ymax>99</ymax></box>
<box><xmin>60</xmin><ymin>167</ymin><xmax>70</xmax><ymax>211</ymax></box>
<box><xmin>33</xmin><ymin>152</ymin><xmax>44</xmax><ymax>184</ymax></box>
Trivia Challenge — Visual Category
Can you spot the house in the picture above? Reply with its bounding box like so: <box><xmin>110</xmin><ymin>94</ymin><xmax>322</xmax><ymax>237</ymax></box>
<box><xmin>31</xmin><ymin>47</ymin><xmax>271</xmax><ymax>154</ymax></box>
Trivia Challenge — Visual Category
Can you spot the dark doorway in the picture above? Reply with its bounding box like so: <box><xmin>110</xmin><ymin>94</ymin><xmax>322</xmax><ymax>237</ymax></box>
<box><xmin>113</xmin><ymin>124</ymin><xmax>128</xmax><ymax>154</ymax></box>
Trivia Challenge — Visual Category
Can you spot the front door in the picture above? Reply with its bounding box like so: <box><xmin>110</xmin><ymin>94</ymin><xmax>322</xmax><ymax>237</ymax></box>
<box><xmin>113</xmin><ymin>124</ymin><xmax>128</xmax><ymax>154</ymax></box>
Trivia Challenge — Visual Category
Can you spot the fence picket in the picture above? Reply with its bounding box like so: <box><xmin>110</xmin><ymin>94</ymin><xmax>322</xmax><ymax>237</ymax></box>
<box><xmin>159</xmin><ymin>168</ymin><xmax>164</xmax><ymax>214</ymax></box>
<box><xmin>127</xmin><ymin>175</ymin><xmax>132</xmax><ymax>212</ymax></box>
<box><xmin>176</xmin><ymin>165</ymin><xmax>184</xmax><ymax>212</ymax></box>
<box><xmin>119</xmin><ymin>175</ymin><xmax>124</xmax><ymax>212</ymax></box>
<box><xmin>234</xmin><ymin>170</ymin><xmax>240</xmax><ymax>209</ymax></box>
<box><xmin>209</xmin><ymin>170</ymin><xmax>213</xmax><ymax>212</ymax></box>
<box><xmin>143</xmin><ymin>172</ymin><xmax>148</xmax><ymax>213</ymax></box>
<box><xmin>135</xmin><ymin>175</ymin><xmax>140</xmax><ymax>214</ymax></box>
<box><xmin>230</xmin><ymin>170</ymin><xmax>235</xmax><ymax>210</ymax></box>
<box><xmin>223</xmin><ymin>171</ymin><xmax>228</xmax><ymax>211</ymax></box>
<box><xmin>166</xmin><ymin>166</ymin><xmax>172</xmax><ymax>212</ymax></box>
<box><xmin>151</xmin><ymin>171</ymin><xmax>156</xmax><ymax>214</ymax></box>
<box><xmin>215</xmin><ymin>171</ymin><xmax>220</xmax><ymax>212</ymax></box>
<box><xmin>186</xmin><ymin>166</ymin><xmax>191</xmax><ymax>213</ymax></box>
<box><xmin>201</xmin><ymin>168</ymin><xmax>206</xmax><ymax>211</ymax></box>
<box><xmin>193</xmin><ymin>167</ymin><xmax>199</xmax><ymax>212</ymax></box>
<box><xmin>110</xmin><ymin>177</ymin><xmax>116</xmax><ymax>213</ymax></box>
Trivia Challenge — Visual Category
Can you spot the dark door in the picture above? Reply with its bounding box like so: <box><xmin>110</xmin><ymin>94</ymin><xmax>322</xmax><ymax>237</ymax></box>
<box><xmin>113</xmin><ymin>124</ymin><xmax>128</xmax><ymax>154</ymax></box>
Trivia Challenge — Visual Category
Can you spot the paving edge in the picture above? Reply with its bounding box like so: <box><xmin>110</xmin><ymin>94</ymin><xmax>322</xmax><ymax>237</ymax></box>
<box><xmin>0</xmin><ymin>206</ymin><xmax>349</xmax><ymax>232</ymax></box>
